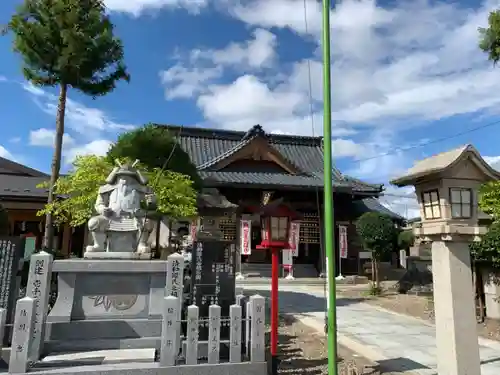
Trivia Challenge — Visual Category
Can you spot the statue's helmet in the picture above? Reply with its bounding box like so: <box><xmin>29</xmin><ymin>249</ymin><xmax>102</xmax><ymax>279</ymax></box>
<box><xmin>105</xmin><ymin>160</ymin><xmax>148</xmax><ymax>185</ymax></box>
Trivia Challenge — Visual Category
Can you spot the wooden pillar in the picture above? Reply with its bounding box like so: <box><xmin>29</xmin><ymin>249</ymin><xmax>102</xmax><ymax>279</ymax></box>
<box><xmin>61</xmin><ymin>224</ymin><xmax>71</xmax><ymax>257</ymax></box>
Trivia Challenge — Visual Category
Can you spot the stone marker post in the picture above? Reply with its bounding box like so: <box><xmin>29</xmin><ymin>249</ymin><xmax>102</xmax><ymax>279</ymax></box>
<box><xmin>9</xmin><ymin>297</ymin><xmax>35</xmax><ymax>374</ymax></box>
<box><xmin>185</xmin><ymin>305</ymin><xmax>199</xmax><ymax>365</ymax></box>
<box><xmin>399</xmin><ymin>249</ymin><xmax>407</xmax><ymax>269</ymax></box>
<box><xmin>208</xmin><ymin>304</ymin><xmax>221</xmax><ymax>364</ymax></box>
<box><xmin>26</xmin><ymin>251</ymin><xmax>53</xmax><ymax>361</ymax></box>
<box><xmin>431</xmin><ymin>238</ymin><xmax>481</xmax><ymax>375</ymax></box>
<box><xmin>245</xmin><ymin>300</ymin><xmax>251</xmax><ymax>358</ymax></box>
<box><xmin>166</xmin><ymin>253</ymin><xmax>184</xmax><ymax>354</ymax></box>
<box><xmin>229</xmin><ymin>304</ymin><xmax>242</xmax><ymax>363</ymax></box>
<box><xmin>0</xmin><ymin>308</ymin><xmax>5</xmax><ymax>352</ymax></box>
<box><xmin>250</xmin><ymin>295</ymin><xmax>265</xmax><ymax>363</ymax></box>
<box><xmin>160</xmin><ymin>296</ymin><xmax>179</xmax><ymax>366</ymax></box>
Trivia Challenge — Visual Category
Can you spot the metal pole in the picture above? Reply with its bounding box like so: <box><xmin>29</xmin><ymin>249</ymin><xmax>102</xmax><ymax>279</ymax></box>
<box><xmin>270</xmin><ymin>247</ymin><xmax>279</xmax><ymax>375</ymax></box>
<box><xmin>322</xmin><ymin>0</ymin><xmax>338</xmax><ymax>374</ymax></box>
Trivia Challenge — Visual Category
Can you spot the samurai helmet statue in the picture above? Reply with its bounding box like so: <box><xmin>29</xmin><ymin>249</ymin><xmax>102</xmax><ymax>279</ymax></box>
<box><xmin>105</xmin><ymin>159</ymin><xmax>148</xmax><ymax>185</ymax></box>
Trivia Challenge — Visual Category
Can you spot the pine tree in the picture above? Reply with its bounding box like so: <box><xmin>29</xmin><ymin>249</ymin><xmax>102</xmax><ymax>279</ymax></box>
<box><xmin>4</xmin><ymin>0</ymin><xmax>130</xmax><ymax>250</ymax></box>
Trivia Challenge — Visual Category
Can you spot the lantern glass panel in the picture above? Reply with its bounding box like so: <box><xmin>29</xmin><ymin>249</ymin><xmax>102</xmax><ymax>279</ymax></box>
<box><xmin>270</xmin><ymin>216</ymin><xmax>289</xmax><ymax>241</ymax></box>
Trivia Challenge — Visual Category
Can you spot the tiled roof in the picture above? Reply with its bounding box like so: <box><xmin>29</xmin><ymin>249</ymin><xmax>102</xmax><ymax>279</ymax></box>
<box><xmin>353</xmin><ymin>198</ymin><xmax>404</xmax><ymax>221</ymax></box>
<box><xmin>0</xmin><ymin>175</ymin><xmax>49</xmax><ymax>198</ymax></box>
<box><xmin>199</xmin><ymin>171</ymin><xmax>353</xmax><ymax>190</ymax></box>
<box><xmin>392</xmin><ymin>144</ymin><xmax>500</xmax><ymax>186</ymax></box>
<box><xmin>161</xmin><ymin>124</ymin><xmax>382</xmax><ymax>193</ymax></box>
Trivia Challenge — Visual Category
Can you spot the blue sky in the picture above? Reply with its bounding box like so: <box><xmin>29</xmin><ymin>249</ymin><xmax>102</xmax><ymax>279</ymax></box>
<box><xmin>1</xmin><ymin>0</ymin><xmax>500</xmax><ymax>217</ymax></box>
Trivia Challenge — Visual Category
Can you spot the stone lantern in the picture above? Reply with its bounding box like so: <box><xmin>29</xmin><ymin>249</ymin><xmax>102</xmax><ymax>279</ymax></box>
<box><xmin>391</xmin><ymin>144</ymin><xmax>500</xmax><ymax>375</ymax></box>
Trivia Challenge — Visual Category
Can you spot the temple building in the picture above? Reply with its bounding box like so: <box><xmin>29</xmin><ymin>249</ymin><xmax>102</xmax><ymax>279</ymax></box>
<box><xmin>0</xmin><ymin>125</ymin><xmax>402</xmax><ymax>276</ymax></box>
<box><xmin>165</xmin><ymin>124</ymin><xmax>403</xmax><ymax>277</ymax></box>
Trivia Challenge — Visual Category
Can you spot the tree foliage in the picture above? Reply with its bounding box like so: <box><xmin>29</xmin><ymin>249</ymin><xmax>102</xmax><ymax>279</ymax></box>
<box><xmin>356</xmin><ymin>212</ymin><xmax>397</xmax><ymax>292</ymax></box>
<box><xmin>398</xmin><ymin>229</ymin><xmax>414</xmax><ymax>251</ymax></box>
<box><xmin>4</xmin><ymin>0</ymin><xmax>129</xmax><ymax>92</ymax></box>
<box><xmin>479</xmin><ymin>10</ymin><xmax>500</xmax><ymax>65</ymax></box>
<box><xmin>4</xmin><ymin>0</ymin><xmax>129</xmax><ymax>249</ymax></box>
<box><xmin>37</xmin><ymin>155</ymin><xmax>197</xmax><ymax>227</ymax></box>
<box><xmin>470</xmin><ymin>221</ymin><xmax>500</xmax><ymax>271</ymax></box>
<box><xmin>478</xmin><ymin>181</ymin><xmax>500</xmax><ymax>220</ymax></box>
<box><xmin>107</xmin><ymin>124</ymin><xmax>202</xmax><ymax>190</ymax></box>
<box><xmin>356</xmin><ymin>212</ymin><xmax>396</xmax><ymax>259</ymax></box>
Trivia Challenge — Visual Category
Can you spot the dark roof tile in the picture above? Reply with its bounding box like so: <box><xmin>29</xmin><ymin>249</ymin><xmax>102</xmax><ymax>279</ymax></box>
<box><xmin>160</xmin><ymin>124</ymin><xmax>382</xmax><ymax>194</ymax></box>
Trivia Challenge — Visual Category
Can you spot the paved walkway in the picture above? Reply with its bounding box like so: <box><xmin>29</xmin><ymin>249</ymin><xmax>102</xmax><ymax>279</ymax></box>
<box><xmin>241</xmin><ymin>284</ymin><xmax>500</xmax><ymax>375</ymax></box>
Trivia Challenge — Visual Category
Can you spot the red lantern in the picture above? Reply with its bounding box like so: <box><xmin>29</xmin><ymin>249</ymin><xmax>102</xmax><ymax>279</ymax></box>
<box><xmin>252</xmin><ymin>199</ymin><xmax>302</xmax><ymax>375</ymax></box>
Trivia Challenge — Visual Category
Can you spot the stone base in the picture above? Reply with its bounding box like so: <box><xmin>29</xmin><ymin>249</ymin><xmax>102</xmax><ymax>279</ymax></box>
<box><xmin>46</xmin><ymin>259</ymin><xmax>168</xmax><ymax>355</ymax></box>
<box><xmin>84</xmin><ymin>252</ymin><xmax>152</xmax><ymax>260</ymax></box>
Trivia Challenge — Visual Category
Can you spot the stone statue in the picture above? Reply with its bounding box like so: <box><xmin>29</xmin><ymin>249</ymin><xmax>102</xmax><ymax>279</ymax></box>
<box><xmin>85</xmin><ymin>160</ymin><xmax>156</xmax><ymax>259</ymax></box>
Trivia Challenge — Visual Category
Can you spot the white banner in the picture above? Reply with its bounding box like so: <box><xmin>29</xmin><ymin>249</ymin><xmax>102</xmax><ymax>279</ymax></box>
<box><xmin>339</xmin><ymin>225</ymin><xmax>348</xmax><ymax>259</ymax></box>
<box><xmin>287</xmin><ymin>221</ymin><xmax>301</xmax><ymax>257</ymax></box>
<box><xmin>240</xmin><ymin>219</ymin><xmax>252</xmax><ymax>255</ymax></box>
<box><xmin>282</xmin><ymin>249</ymin><xmax>293</xmax><ymax>269</ymax></box>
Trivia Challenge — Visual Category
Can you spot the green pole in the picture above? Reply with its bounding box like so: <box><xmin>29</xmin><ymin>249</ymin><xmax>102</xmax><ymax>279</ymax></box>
<box><xmin>321</xmin><ymin>0</ymin><xmax>338</xmax><ymax>374</ymax></box>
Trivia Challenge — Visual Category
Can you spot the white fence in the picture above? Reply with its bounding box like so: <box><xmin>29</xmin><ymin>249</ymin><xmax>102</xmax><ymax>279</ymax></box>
<box><xmin>0</xmin><ymin>251</ymin><xmax>266</xmax><ymax>373</ymax></box>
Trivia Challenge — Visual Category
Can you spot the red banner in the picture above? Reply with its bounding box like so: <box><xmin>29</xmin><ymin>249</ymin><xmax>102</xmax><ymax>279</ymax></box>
<box><xmin>240</xmin><ymin>219</ymin><xmax>252</xmax><ymax>255</ymax></box>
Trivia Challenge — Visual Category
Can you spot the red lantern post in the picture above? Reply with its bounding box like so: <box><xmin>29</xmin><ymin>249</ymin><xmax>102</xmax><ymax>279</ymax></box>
<box><xmin>255</xmin><ymin>200</ymin><xmax>302</xmax><ymax>375</ymax></box>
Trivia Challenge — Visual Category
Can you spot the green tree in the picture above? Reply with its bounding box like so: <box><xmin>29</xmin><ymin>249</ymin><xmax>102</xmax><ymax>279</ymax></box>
<box><xmin>355</xmin><ymin>212</ymin><xmax>397</xmax><ymax>293</ymax></box>
<box><xmin>37</xmin><ymin>155</ymin><xmax>197</xmax><ymax>228</ymax></box>
<box><xmin>4</xmin><ymin>0</ymin><xmax>130</xmax><ymax>250</ymax></box>
<box><xmin>478</xmin><ymin>181</ymin><xmax>500</xmax><ymax>220</ymax></box>
<box><xmin>479</xmin><ymin>10</ymin><xmax>500</xmax><ymax>64</ymax></box>
<box><xmin>398</xmin><ymin>229</ymin><xmax>414</xmax><ymax>251</ymax></box>
<box><xmin>107</xmin><ymin>124</ymin><xmax>202</xmax><ymax>190</ymax></box>
<box><xmin>470</xmin><ymin>221</ymin><xmax>500</xmax><ymax>271</ymax></box>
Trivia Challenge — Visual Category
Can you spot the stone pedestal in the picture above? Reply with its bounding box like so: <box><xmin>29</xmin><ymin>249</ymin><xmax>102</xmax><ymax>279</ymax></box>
<box><xmin>46</xmin><ymin>259</ymin><xmax>168</xmax><ymax>354</ymax></box>
<box><xmin>431</xmin><ymin>240</ymin><xmax>480</xmax><ymax>375</ymax></box>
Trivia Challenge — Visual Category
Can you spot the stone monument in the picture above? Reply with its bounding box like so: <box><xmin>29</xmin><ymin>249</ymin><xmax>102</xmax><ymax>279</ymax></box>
<box><xmin>85</xmin><ymin>159</ymin><xmax>156</xmax><ymax>259</ymax></box>
<box><xmin>391</xmin><ymin>144</ymin><xmax>500</xmax><ymax>375</ymax></box>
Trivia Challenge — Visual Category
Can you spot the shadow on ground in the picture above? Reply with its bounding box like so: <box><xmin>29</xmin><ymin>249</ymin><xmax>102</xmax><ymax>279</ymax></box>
<box><xmin>245</xmin><ymin>288</ymin><xmax>366</xmax><ymax>315</ymax></box>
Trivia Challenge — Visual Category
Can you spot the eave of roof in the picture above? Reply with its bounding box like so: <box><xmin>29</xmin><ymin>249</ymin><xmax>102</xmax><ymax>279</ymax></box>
<box><xmin>391</xmin><ymin>144</ymin><xmax>500</xmax><ymax>186</ymax></box>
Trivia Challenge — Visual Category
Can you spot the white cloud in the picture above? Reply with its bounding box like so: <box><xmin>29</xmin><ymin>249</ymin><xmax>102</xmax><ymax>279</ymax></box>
<box><xmin>160</xmin><ymin>28</ymin><xmax>278</xmax><ymax>100</ymax></box>
<box><xmin>191</xmin><ymin>29</ymin><xmax>277</xmax><ymax>68</ymax></box>
<box><xmin>157</xmin><ymin>0</ymin><xmax>500</xmax><ymax>180</ymax></box>
<box><xmin>9</xmin><ymin>137</ymin><xmax>21</xmax><ymax>144</ymax></box>
<box><xmin>484</xmin><ymin>155</ymin><xmax>500</xmax><ymax>170</ymax></box>
<box><xmin>104</xmin><ymin>0</ymin><xmax>208</xmax><ymax>16</ymax></box>
<box><xmin>21</xmin><ymin>82</ymin><xmax>134</xmax><ymax>167</ymax></box>
<box><xmin>222</xmin><ymin>0</ymin><xmax>500</xmax><ymax>127</ymax></box>
<box><xmin>0</xmin><ymin>145</ymin><xmax>13</xmax><ymax>159</ymax></box>
<box><xmin>380</xmin><ymin>185</ymin><xmax>420</xmax><ymax>219</ymax></box>
<box><xmin>22</xmin><ymin>83</ymin><xmax>135</xmax><ymax>136</ymax></box>
<box><xmin>160</xmin><ymin>66</ymin><xmax>222</xmax><ymax>99</ymax></box>
<box><xmin>29</xmin><ymin>128</ymin><xmax>75</xmax><ymax>147</ymax></box>
<box><xmin>64</xmin><ymin>140</ymin><xmax>112</xmax><ymax>165</ymax></box>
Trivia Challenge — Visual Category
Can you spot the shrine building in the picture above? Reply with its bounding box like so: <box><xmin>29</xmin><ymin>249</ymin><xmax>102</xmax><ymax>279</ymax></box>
<box><xmin>163</xmin><ymin>124</ymin><xmax>403</xmax><ymax>277</ymax></box>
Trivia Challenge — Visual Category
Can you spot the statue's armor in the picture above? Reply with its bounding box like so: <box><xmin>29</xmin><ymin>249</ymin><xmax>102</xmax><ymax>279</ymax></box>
<box><xmin>86</xmin><ymin>161</ymin><xmax>156</xmax><ymax>255</ymax></box>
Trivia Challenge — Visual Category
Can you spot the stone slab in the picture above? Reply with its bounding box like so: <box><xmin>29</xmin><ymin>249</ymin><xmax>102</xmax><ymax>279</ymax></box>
<box><xmin>0</xmin><ymin>361</ymin><xmax>267</xmax><ymax>375</ymax></box>
<box><xmin>83</xmin><ymin>252</ymin><xmax>152</xmax><ymax>260</ymax></box>
<box><xmin>52</xmin><ymin>260</ymin><xmax>168</xmax><ymax>273</ymax></box>
<box><xmin>46</xmin><ymin>260</ymin><xmax>168</xmax><ymax>355</ymax></box>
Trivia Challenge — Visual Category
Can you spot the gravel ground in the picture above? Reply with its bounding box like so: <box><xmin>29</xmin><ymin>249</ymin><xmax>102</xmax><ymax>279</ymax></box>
<box><xmin>337</xmin><ymin>287</ymin><xmax>500</xmax><ymax>342</ymax></box>
<box><xmin>275</xmin><ymin>314</ymin><xmax>402</xmax><ymax>374</ymax></box>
